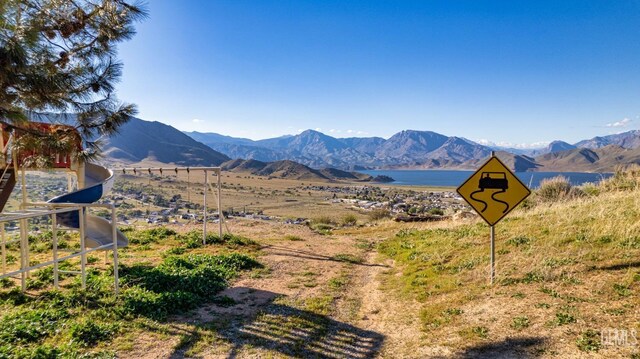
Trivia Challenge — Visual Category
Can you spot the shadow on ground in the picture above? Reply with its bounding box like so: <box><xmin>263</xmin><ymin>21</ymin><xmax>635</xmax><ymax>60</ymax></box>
<box><xmin>593</xmin><ymin>261</ymin><xmax>640</xmax><ymax>271</ymax></box>
<box><xmin>168</xmin><ymin>288</ymin><xmax>384</xmax><ymax>358</ymax></box>
<box><xmin>455</xmin><ymin>336</ymin><xmax>547</xmax><ymax>359</ymax></box>
<box><xmin>262</xmin><ymin>245</ymin><xmax>389</xmax><ymax>268</ymax></box>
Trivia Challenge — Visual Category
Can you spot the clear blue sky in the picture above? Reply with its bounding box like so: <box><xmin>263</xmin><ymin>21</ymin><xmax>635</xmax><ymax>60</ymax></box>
<box><xmin>117</xmin><ymin>0</ymin><xmax>640</xmax><ymax>147</ymax></box>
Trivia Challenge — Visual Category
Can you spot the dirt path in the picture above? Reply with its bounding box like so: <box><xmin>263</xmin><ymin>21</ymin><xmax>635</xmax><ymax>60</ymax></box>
<box><xmin>121</xmin><ymin>219</ymin><xmax>439</xmax><ymax>358</ymax></box>
<box><xmin>349</xmin><ymin>251</ymin><xmax>454</xmax><ymax>358</ymax></box>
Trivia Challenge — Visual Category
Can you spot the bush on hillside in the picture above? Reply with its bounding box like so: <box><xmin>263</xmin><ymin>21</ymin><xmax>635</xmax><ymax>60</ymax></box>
<box><xmin>341</xmin><ymin>214</ymin><xmax>358</xmax><ymax>226</ymax></box>
<box><xmin>600</xmin><ymin>165</ymin><xmax>640</xmax><ymax>192</ymax></box>
<box><xmin>536</xmin><ymin>176</ymin><xmax>584</xmax><ymax>202</ymax></box>
<box><xmin>368</xmin><ymin>209</ymin><xmax>390</xmax><ymax>221</ymax></box>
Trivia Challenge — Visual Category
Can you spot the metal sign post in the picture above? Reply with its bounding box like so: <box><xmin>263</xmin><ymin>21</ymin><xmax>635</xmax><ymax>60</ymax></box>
<box><xmin>457</xmin><ymin>152</ymin><xmax>531</xmax><ymax>284</ymax></box>
<box><xmin>490</xmin><ymin>225</ymin><xmax>495</xmax><ymax>284</ymax></box>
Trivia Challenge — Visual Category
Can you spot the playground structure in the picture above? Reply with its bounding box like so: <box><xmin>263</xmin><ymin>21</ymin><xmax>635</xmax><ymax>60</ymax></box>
<box><xmin>119</xmin><ymin>166</ymin><xmax>223</xmax><ymax>242</ymax></box>
<box><xmin>0</xmin><ymin>122</ymin><xmax>223</xmax><ymax>295</ymax></box>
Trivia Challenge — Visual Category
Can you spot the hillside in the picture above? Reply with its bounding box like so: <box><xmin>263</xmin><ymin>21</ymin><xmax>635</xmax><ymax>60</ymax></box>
<box><xmin>221</xmin><ymin>159</ymin><xmax>375</xmax><ymax>181</ymax></box>
<box><xmin>535</xmin><ymin>145</ymin><xmax>640</xmax><ymax>172</ymax></box>
<box><xmin>460</xmin><ymin>151</ymin><xmax>540</xmax><ymax>172</ymax></box>
<box><xmin>377</xmin><ymin>172</ymin><xmax>640</xmax><ymax>357</ymax></box>
<box><xmin>102</xmin><ymin>118</ymin><xmax>230</xmax><ymax>166</ymax></box>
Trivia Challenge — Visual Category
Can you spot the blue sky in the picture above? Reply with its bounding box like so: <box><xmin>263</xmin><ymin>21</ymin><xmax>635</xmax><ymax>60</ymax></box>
<box><xmin>117</xmin><ymin>1</ymin><xmax>640</xmax><ymax>147</ymax></box>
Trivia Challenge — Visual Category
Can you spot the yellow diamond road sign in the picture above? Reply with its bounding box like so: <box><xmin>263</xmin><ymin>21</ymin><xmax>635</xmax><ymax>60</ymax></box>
<box><xmin>457</xmin><ymin>156</ymin><xmax>531</xmax><ymax>226</ymax></box>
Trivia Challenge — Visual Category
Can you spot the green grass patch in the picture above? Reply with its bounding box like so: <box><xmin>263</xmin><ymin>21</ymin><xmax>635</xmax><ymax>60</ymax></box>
<box><xmin>511</xmin><ymin>316</ymin><xmax>530</xmax><ymax>330</ymax></box>
<box><xmin>553</xmin><ymin>311</ymin><xmax>577</xmax><ymax>326</ymax></box>
<box><xmin>177</xmin><ymin>230</ymin><xmax>258</xmax><ymax>249</ymax></box>
<box><xmin>128</xmin><ymin>227</ymin><xmax>177</xmax><ymax>245</ymax></box>
<box><xmin>305</xmin><ymin>295</ymin><xmax>334</xmax><ymax>316</ymax></box>
<box><xmin>331</xmin><ymin>253</ymin><xmax>364</xmax><ymax>264</ymax></box>
<box><xmin>284</xmin><ymin>234</ymin><xmax>304</xmax><ymax>241</ymax></box>
<box><xmin>576</xmin><ymin>329</ymin><xmax>601</xmax><ymax>352</ymax></box>
<box><xmin>0</xmin><ymin>252</ymin><xmax>261</xmax><ymax>357</ymax></box>
<box><xmin>613</xmin><ymin>283</ymin><xmax>632</xmax><ymax>297</ymax></box>
<box><xmin>328</xmin><ymin>275</ymin><xmax>349</xmax><ymax>290</ymax></box>
<box><xmin>70</xmin><ymin>319</ymin><xmax>118</xmax><ymax>346</ymax></box>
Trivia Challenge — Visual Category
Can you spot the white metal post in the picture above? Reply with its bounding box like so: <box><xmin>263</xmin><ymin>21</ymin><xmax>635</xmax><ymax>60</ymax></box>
<box><xmin>203</xmin><ymin>170</ymin><xmax>207</xmax><ymax>245</ymax></box>
<box><xmin>67</xmin><ymin>173</ymin><xmax>73</xmax><ymax>192</ymax></box>
<box><xmin>217</xmin><ymin>170</ymin><xmax>223</xmax><ymax>240</ymax></box>
<box><xmin>19</xmin><ymin>218</ymin><xmax>27</xmax><ymax>290</ymax></box>
<box><xmin>490</xmin><ymin>150</ymin><xmax>496</xmax><ymax>285</ymax></box>
<box><xmin>1</xmin><ymin>225</ymin><xmax>5</xmax><ymax>275</ymax></box>
<box><xmin>490</xmin><ymin>225</ymin><xmax>495</xmax><ymax>284</ymax></box>
<box><xmin>21</xmin><ymin>168</ymin><xmax>26</xmax><ymax>205</ymax></box>
<box><xmin>112</xmin><ymin>206</ymin><xmax>119</xmax><ymax>295</ymax></box>
<box><xmin>78</xmin><ymin>208</ymin><xmax>86</xmax><ymax>289</ymax></box>
<box><xmin>52</xmin><ymin>212</ymin><xmax>58</xmax><ymax>289</ymax></box>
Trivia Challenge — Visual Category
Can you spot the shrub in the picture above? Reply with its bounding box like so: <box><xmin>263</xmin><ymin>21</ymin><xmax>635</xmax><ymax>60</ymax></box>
<box><xmin>428</xmin><ymin>208</ymin><xmax>445</xmax><ymax>216</ymax></box>
<box><xmin>537</xmin><ymin>176</ymin><xmax>572</xmax><ymax>202</ymax></box>
<box><xmin>613</xmin><ymin>283</ymin><xmax>632</xmax><ymax>297</ymax></box>
<box><xmin>341</xmin><ymin>214</ymin><xmax>358</xmax><ymax>226</ymax></box>
<box><xmin>5</xmin><ymin>254</ymin><xmax>17</xmax><ymax>265</ymax></box>
<box><xmin>178</xmin><ymin>231</ymin><xmax>256</xmax><ymax>248</ymax></box>
<box><xmin>310</xmin><ymin>223</ymin><xmax>334</xmax><ymax>235</ymax></box>
<box><xmin>178</xmin><ymin>231</ymin><xmax>203</xmax><ymax>249</ymax></box>
<box><xmin>600</xmin><ymin>166</ymin><xmax>640</xmax><ymax>191</ymax></box>
<box><xmin>579</xmin><ymin>182</ymin><xmax>600</xmax><ymax>196</ymax></box>
<box><xmin>314</xmin><ymin>216</ymin><xmax>334</xmax><ymax>225</ymax></box>
<box><xmin>368</xmin><ymin>209</ymin><xmax>389</xmax><ymax>221</ymax></box>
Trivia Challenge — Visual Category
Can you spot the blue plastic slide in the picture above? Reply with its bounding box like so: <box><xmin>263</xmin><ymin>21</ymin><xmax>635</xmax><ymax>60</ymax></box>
<box><xmin>48</xmin><ymin>163</ymin><xmax>128</xmax><ymax>249</ymax></box>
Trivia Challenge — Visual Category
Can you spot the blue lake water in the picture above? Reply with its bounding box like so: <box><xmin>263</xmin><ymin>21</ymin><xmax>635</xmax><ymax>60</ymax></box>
<box><xmin>361</xmin><ymin>170</ymin><xmax>612</xmax><ymax>188</ymax></box>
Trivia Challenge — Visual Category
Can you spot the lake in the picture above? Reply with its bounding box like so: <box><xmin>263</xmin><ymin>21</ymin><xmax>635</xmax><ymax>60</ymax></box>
<box><xmin>361</xmin><ymin>170</ymin><xmax>612</xmax><ymax>188</ymax></box>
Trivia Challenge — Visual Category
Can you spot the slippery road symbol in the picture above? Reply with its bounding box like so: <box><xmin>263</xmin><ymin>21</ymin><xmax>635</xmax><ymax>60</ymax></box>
<box><xmin>469</xmin><ymin>172</ymin><xmax>510</xmax><ymax>214</ymax></box>
<box><xmin>457</xmin><ymin>156</ymin><xmax>531</xmax><ymax>226</ymax></box>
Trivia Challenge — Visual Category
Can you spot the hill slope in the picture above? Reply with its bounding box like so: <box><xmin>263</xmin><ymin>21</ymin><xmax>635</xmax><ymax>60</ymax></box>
<box><xmin>221</xmin><ymin>159</ymin><xmax>374</xmax><ymax>181</ymax></box>
<box><xmin>103</xmin><ymin>118</ymin><xmax>230</xmax><ymax>166</ymax></box>
<box><xmin>378</xmin><ymin>172</ymin><xmax>640</xmax><ymax>357</ymax></box>
<box><xmin>535</xmin><ymin>145</ymin><xmax>640</xmax><ymax>172</ymax></box>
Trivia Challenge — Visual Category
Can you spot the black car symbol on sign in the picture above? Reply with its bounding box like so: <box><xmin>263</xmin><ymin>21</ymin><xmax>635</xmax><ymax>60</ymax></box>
<box><xmin>470</xmin><ymin>172</ymin><xmax>510</xmax><ymax>213</ymax></box>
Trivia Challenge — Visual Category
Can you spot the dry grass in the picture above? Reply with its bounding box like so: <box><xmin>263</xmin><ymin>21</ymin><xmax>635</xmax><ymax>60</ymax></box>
<box><xmin>377</xmin><ymin>170</ymin><xmax>640</xmax><ymax>357</ymax></box>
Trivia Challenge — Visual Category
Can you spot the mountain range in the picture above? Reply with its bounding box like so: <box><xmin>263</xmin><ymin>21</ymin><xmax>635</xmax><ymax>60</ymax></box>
<box><xmin>34</xmin><ymin>114</ymin><xmax>640</xmax><ymax>173</ymax></box>
<box><xmin>183</xmin><ymin>128</ymin><xmax>640</xmax><ymax>172</ymax></box>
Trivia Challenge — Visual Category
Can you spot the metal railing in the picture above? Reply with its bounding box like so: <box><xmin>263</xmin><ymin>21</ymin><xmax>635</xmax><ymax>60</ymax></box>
<box><xmin>0</xmin><ymin>202</ymin><xmax>120</xmax><ymax>294</ymax></box>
